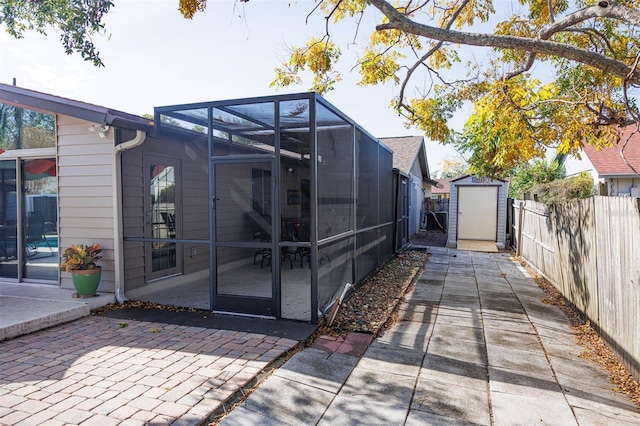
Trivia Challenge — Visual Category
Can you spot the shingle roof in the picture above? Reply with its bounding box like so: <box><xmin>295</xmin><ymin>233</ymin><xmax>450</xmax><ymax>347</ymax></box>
<box><xmin>582</xmin><ymin>125</ymin><xmax>640</xmax><ymax>177</ymax></box>
<box><xmin>378</xmin><ymin>136</ymin><xmax>425</xmax><ymax>174</ymax></box>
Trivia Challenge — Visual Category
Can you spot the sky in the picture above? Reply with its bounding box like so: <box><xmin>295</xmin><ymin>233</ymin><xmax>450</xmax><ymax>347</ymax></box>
<box><xmin>0</xmin><ymin>0</ymin><xmax>466</xmax><ymax>174</ymax></box>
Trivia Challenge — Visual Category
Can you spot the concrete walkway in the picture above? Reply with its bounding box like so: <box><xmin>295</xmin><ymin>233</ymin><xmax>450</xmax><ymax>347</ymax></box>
<box><xmin>220</xmin><ymin>248</ymin><xmax>640</xmax><ymax>425</ymax></box>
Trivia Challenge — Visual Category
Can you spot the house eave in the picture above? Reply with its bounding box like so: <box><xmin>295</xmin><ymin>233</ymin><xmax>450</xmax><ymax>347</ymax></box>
<box><xmin>599</xmin><ymin>173</ymin><xmax>640</xmax><ymax>179</ymax></box>
<box><xmin>0</xmin><ymin>83</ymin><xmax>154</xmax><ymax>132</ymax></box>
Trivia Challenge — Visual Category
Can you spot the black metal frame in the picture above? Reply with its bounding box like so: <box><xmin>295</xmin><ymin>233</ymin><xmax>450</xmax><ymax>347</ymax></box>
<box><xmin>153</xmin><ymin>92</ymin><xmax>394</xmax><ymax>323</ymax></box>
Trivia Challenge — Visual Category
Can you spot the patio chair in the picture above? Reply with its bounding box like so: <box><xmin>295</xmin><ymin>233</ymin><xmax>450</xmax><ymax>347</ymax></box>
<box><xmin>26</xmin><ymin>211</ymin><xmax>54</xmax><ymax>257</ymax></box>
<box><xmin>246</xmin><ymin>212</ymin><xmax>293</xmax><ymax>269</ymax></box>
<box><xmin>160</xmin><ymin>212</ymin><xmax>176</xmax><ymax>239</ymax></box>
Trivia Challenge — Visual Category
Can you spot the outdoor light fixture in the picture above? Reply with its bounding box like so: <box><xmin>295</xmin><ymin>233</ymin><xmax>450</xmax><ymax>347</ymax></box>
<box><xmin>88</xmin><ymin>124</ymin><xmax>110</xmax><ymax>138</ymax></box>
<box><xmin>287</xmin><ymin>167</ymin><xmax>295</xmax><ymax>173</ymax></box>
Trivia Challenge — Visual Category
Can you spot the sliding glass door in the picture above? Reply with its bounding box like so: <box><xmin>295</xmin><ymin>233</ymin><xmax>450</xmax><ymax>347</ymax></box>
<box><xmin>0</xmin><ymin>158</ymin><xmax>58</xmax><ymax>281</ymax></box>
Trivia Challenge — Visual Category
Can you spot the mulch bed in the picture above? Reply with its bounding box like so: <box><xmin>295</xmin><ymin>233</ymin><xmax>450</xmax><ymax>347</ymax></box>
<box><xmin>314</xmin><ymin>249</ymin><xmax>429</xmax><ymax>337</ymax></box>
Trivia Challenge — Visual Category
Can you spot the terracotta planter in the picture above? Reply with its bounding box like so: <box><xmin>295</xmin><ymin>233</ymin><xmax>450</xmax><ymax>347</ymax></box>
<box><xmin>70</xmin><ymin>268</ymin><xmax>101</xmax><ymax>296</ymax></box>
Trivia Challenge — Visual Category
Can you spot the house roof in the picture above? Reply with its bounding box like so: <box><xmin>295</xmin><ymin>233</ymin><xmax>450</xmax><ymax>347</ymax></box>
<box><xmin>378</xmin><ymin>136</ymin><xmax>430</xmax><ymax>179</ymax></box>
<box><xmin>432</xmin><ymin>179</ymin><xmax>451</xmax><ymax>194</ymax></box>
<box><xmin>0</xmin><ymin>83</ymin><xmax>154</xmax><ymax>132</ymax></box>
<box><xmin>582</xmin><ymin>126</ymin><xmax>640</xmax><ymax>177</ymax></box>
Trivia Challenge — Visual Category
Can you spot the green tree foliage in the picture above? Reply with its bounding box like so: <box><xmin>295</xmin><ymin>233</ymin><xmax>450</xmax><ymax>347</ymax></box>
<box><xmin>178</xmin><ymin>0</ymin><xmax>640</xmax><ymax>177</ymax></box>
<box><xmin>0</xmin><ymin>0</ymin><xmax>113</xmax><ymax>66</ymax></box>
<box><xmin>434</xmin><ymin>157</ymin><xmax>468</xmax><ymax>179</ymax></box>
<box><xmin>529</xmin><ymin>172</ymin><xmax>594</xmax><ymax>203</ymax></box>
<box><xmin>508</xmin><ymin>159</ymin><xmax>565</xmax><ymax>199</ymax></box>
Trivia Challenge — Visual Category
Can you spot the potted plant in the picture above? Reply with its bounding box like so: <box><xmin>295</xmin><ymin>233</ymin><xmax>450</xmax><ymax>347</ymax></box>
<box><xmin>60</xmin><ymin>243</ymin><xmax>103</xmax><ymax>297</ymax></box>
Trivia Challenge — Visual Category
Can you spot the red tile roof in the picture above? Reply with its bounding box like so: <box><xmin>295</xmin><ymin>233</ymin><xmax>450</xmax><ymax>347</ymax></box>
<box><xmin>582</xmin><ymin>125</ymin><xmax>640</xmax><ymax>177</ymax></box>
<box><xmin>432</xmin><ymin>179</ymin><xmax>450</xmax><ymax>194</ymax></box>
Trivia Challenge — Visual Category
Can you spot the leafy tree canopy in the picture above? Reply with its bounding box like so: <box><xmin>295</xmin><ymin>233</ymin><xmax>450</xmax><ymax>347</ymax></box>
<box><xmin>5</xmin><ymin>0</ymin><xmax>640</xmax><ymax>177</ymax></box>
<box><xmin>0</xmin><ymin>0</ymin><xmax>113</xmax><ymax>67</ymax></box>
<box><xmin>179</xmin><ymin>0</ymin><xmax>640</xmax><ymax>177</ymax></box>
<box><xmin>508</xmin><ymin>158</ymin><xmax>565</xmax><ymax>198</ymax></box>
<box><xmin>434</xmin><ymin>157</ymin><xmax>469</xmax><ymax>178</ymax></box>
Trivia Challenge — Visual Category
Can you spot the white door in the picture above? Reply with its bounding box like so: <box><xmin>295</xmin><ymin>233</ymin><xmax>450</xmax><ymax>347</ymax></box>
<box><xmin>458</xmin><ymin>186</ymin><xmax>498</xmax><ymax>240</ymax></box>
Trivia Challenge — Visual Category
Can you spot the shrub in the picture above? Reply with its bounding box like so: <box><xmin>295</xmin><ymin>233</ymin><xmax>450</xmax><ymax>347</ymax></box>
<box><xmin>529</xmin><ymin>172</ymin><xmax>594</xmax><ymax>204</ymax></box>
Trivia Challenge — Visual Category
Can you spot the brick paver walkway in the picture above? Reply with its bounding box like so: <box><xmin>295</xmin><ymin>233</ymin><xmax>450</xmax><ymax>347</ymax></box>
<box><xmin>0</xmin><ymin>316</ymin><xmax>297</xmax><ymax>425</ymax></box>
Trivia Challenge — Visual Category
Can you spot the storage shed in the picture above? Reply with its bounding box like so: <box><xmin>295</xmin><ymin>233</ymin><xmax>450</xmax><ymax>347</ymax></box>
<box><xmin>446</xmin><ymin>175</ymin><xmax>508</xmax><ymax>249</ymax></box>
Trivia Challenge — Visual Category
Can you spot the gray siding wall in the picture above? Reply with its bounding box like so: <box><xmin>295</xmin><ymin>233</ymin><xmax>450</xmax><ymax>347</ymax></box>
<box><xmin>122</xmin><ymin>137</ymin><xmax>210</xmax><ymax>291</ymax></box>
<box><xmin>57</xmin><ymin>115</ymin><xmax>116</xmax><ymax>292</ymax></box>
<box><xmin>409</xmin><ymin>160</ymin><xmax>425</xmax><ymax>236</ymax></box>
<box><xmin>447</xmin><ymin>176</ymin><xmax>508</xmax><ymax>248</ymax></box>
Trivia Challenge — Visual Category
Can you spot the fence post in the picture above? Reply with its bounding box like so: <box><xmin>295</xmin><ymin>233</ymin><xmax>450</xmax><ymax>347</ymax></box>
<box><xmin>517</xmin><ymin>201</ymin><xmax>524</xmax><ymax>257</ymax></box>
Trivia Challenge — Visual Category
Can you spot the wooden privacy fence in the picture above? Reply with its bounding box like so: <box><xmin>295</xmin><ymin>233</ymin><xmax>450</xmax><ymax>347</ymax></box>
<box><xmin>511</xmin><ymin>196</ymin><xmax>640</xmax><ymax>382</ymax></box>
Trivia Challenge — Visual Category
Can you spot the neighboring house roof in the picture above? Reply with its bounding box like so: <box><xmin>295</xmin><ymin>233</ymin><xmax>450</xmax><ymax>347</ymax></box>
<box><xmin>379</xmin><ymin>136</ymin><xmax>434</xmax><ymax>184</ymax></box>
<box><xmin>432</xmin><ymin>179</ymin><xmax>451</xmax><ymax>194</ymax></box>
<box><xmin>582</xmin><ymin>125</ymin><xmax>640</xmax><ymax>178</ymax></box>
<box><xmin>0</xmin><ymin>83</ymin><xmax>154</xmax><ymax>132</ymax></box>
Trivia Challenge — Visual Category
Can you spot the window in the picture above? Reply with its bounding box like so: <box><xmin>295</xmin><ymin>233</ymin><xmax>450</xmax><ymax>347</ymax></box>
<box><xmin>0</xmin><ymin>105</ymin><xmax>55</xmax><ymax>150</ymax></box>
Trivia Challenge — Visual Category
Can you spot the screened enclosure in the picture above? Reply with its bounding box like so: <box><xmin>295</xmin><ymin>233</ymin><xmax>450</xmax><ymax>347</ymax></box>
<box><xmin>121</xmin><ymin>93</ymin><xmax>394</xmax><ymax>323</ymax></box>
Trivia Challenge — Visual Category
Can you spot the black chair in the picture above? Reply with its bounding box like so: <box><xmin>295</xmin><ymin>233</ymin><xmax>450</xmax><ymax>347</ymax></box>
<box><xmin>160</xmin><ymin>212</ymin><xmax>176</xmax><ymax>239</ymax></box>
<box><xmin>26</xmin><ymin>211</ymin><xmax>53</xmax><ymax>257</ymax></box>
<box><xmin>246</xmin><ymin>213</ymin><xmax>293</xmax><ymax>269</ymax></box>
<box><xmin>246</xmin><ymin>212</ymin><xmax>272</xmax><ymax>266</ymax></box>
<box><xmin>287</xmin><ymin>221</ymin><xmax>310</xmax><ymax>268</ymax></box>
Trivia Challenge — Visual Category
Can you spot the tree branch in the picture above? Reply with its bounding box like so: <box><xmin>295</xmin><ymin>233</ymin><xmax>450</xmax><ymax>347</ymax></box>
<box><xmin>369</xmin><ymin>0</ymin><xmax>640</xmax><ymax>85</ymax></box>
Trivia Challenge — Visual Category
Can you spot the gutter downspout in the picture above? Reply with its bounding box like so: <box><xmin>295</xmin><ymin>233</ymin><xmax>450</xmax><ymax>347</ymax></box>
<box><xmin>113</xmin><ymin>130</ymin><xmax>146</xmax><ymax>303</ymax></box>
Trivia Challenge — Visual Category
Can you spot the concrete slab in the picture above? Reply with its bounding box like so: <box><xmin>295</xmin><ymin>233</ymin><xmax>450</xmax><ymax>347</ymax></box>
<box><xmin>486</xmin><ymin>345</ymin><xmax>552</xmax><ymax>374</ymax></box>
<box><xmin>491</xmin><ymin>391</ymin><xmax>578</xmax><ymax>426</ymax></box>
<box><xmin>403</xmin><ymin>286</ymin><xmax>442</xmax><ymax>303</ymax></box>
<box><xmin>571</xmin><ymin>403</ymin><xmax>640</xmax><ymax>425</ymax></box>
<box><xmin>483</xmin><ymin>327</ymin><xmax>541</xmax><ymax>351</ymax></box>
<box><xmin>220</xmin><ymin>406</ymin><xmax>285</xmax><ymax>426</ymax></box>
<box><xmin>373</xmin><ymin>321</ymin><xmax>433</xmax><ymax>352</ymax></box>
<box><xmin>358</xmin><ymin>344</ymin><xmax>424</xmax><ymax>377</ymax></box>
<box><xmin>0</xmin><ymin>295</ymin><xmax>89</xmax><ymax>341</ymax></box>
<box><xmin>489</xmin><ymin>366</ymin><xmax>562</xmax><ymax>395</ymax></box>
<box><xmin>412</xmin><ymin>376</ymin><xmax>490</xmax><ymax>424</ymax></box>
<box><xmin>396</xmin><ymin>302</ymin><xmax>438</xmax><ymax>323</ymax></box>
<box><xmin>406</xmin><ymin>409</ymin><xmax>484</xmax><ymax>426</ymax></box>
<box><xmin>482</xmin><ymin>317</ymin><xmax>536</xmax><ymax>334</ymax></box>
<box><xmin>433</xmin><ymin>309</ymin><xmax>483</xmax><ymax>329</ymax></box>
<box><xmin>421</xmin><ymin>353</ymin><xmax>489</xmax><ymax>391</ymax></box>
<box><xmin>427</xmin><ymin>337</ymin><xmax>488</xmax><ymax>367</ymax></box>
<box><xmin>430</xmin><ymin>323</ymin><xmax>484</xmax><ymax>345</ymax></box>
<box><xmin>0</xmin><ymin>282</ymin><xmax>115</xmax><ymax>341</ymax></box>
<box><xmin>340</xmin><ymin>367</ymin><xmax>416</xmax><ymax>404</ymax></box>
<box><xmin>239</xmin><ymin>375</ymin><xmax>335</xmax><ymax>425</ymax></box>
<box><xmin>319</xmin><ymin>394</ymin><xmax>409</xmax><ymax>426</ymax></box>
<box><xmin>273</xmin><ymin>348</ymin><xmax>358</xmax><ymax>394</ymax></box>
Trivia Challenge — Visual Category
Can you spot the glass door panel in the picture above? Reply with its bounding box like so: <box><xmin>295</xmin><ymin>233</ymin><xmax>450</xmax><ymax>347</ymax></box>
<box><xmin>0</xmin><ymin>161</ymin><xmax>18</xmax><ymax>279</ymax></box>
<box><xmin>146</xmin><ymin>155</ymin><xmax>181</xmax><ymax>280</ymax></box>
<box><xmin>23</xmin><ymin>158</ymin><xmax>58</xmax><ymax>280</ymax></box>
<box><xmin>212</xmin><ymin>160</ymin><xmax>275</xmax><ymax>317</ymax></box>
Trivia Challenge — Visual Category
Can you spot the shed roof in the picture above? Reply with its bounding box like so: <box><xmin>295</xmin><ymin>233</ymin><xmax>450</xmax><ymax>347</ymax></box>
<box><xmin>0</xmin><ymin>83</ymin><xmax>154</xmax><ymax>132</ymax></box>
<box><xmin>379</xmin><ymin>136</ymin><xmax>430</xmax><ymax>178</ymax></box>
<box><xmin>582</xmin><ymin>125</ymin><xmax>640</xmax><ymax>177</ymax></box>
